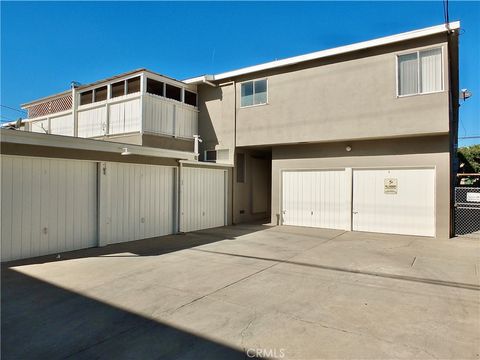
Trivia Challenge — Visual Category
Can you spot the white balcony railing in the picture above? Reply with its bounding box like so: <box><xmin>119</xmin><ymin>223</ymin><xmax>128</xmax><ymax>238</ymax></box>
<box><xmin>25</xmin><ymin>93</ymin><xmax>198</xmax><ymax>140</ymax></box>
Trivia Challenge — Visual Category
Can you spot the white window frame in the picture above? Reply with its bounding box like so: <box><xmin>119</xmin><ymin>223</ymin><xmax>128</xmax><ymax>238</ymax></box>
<box><xmin>240</xmin><ymin>78</ymin><xmax>268</xmax><ymax>108</ymax></box>
<box><xmin>396</xmin><ymin>46</ymin><xmax>445</xmax><ymax>98</ymax></box>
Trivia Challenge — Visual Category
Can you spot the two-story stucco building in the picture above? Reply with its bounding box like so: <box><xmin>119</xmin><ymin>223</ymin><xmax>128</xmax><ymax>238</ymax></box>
<box><xmin>186</xmin><ymin>21</ymin><xmax>460</xmax><ymax>239</ymax></box>
<box><xmin>1</xmin><ymin>22</ymin><xmax>460</xmax><ymax>261</ymax></box>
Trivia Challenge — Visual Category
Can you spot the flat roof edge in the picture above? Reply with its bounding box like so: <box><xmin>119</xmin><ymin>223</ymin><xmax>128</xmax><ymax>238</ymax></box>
<box><xmin>0</xmin><ymin>129</ymin><xmax>195</xmax><ymax>160</ymax></box>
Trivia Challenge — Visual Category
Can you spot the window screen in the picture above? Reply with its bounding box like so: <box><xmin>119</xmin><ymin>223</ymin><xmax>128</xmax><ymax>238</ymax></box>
<box><xmin>147</xmin><ymin>78</ymin><xmax>164</xmax><ymax>96</ymax></box>
<box><xmin>94</xmin><ymin>86</ymin><xmax>107</xmax><ymax>102</ymax></box>
<box><xmin>80</xmin><ymin>90</ymin><xmax>93</xmax><ymax>105</ymax></box>
<box><xmin>127</xmin><ymin>77</ymin><xmax>141</xmax><ymax>94</ymax></box>
<box><xmin>236</xmin><ymin>153</ymin><xmax>245</xmax><ymax>183</ymax></box>
<box><xmin>111</xmin><ymin>81</ymin><xmax>125</xmax><ymax>98</ymax></box>
<box><xmin>398</xmin><ymin>48</ymin><xmax>442</xmax><ymax>96</ymax></box>
<box><xmin>166</xmin><ymin>84</ymin><xmax>181</xmax><ymax>101</ymax></box>
<box><xmin>184</xmin><ymin>90</ymin><xmax>197</xmax><ymax>106</ymax></box>
<box><xmin>241</xmin><ymin>79</ymin><xmax>267</xmax><ymax>107</ymax></box>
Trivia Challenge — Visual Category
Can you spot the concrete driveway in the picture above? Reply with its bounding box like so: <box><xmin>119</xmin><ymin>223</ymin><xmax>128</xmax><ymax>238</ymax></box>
<box><xmin>2</xmin><ymin>225</ymin><xmax>479</xmax><ymax>359</ymax></box>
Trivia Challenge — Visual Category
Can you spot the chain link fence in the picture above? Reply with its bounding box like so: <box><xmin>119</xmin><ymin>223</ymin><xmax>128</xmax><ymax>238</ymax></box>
<box><xmin>454</xmin><ymin>187</ymin><xmax>480</xmax><ymax>237</ymax></box>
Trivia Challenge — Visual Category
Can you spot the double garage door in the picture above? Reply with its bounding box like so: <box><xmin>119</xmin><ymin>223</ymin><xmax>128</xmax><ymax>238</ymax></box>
<box><xmin>282</xmin><ymin>168</ymin><xmax>435</xmax><ymax>237</ymax></box>
<box><xmin>1</xmin><ymin>156</ymin><xmax>227</xmax><ymax>262</ymax></box>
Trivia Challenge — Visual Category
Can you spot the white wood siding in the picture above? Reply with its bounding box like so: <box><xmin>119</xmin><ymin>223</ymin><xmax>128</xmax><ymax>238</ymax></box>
<box><xmin>109</xmin><ymin>98</ymin><xmax>141</xmax><ymax>135</ymax></box>
<box><xmin>143</xmin><ymin>94</ymin><xmax>198</xmax><ymax>138</ymax></box>
<box><xmin>180</xmin><ymin>167</ymin><xmax>226</xmax><ymax>232</ymax></box>
<box><xmin>98</xmin><ymin>162</ymin><xmax>176</xmax><ymax>245</ymax></box>
<box><xmin>175</xmin><ymin>106</ymin><xmax>198</xmax><ymax>138</ymax></box>
<box><xmin>282</xmin><ymin>170</ymin><xmax>348</xmax><ymax>230</ymax></box>
<box><xmin>30</xmin><ymin>119</ymin><xmax>49</xmax><ymax>133</ymax></box>
<box><xmin>352</xmin><ymin>168</ymin><xmax>435</xmax><ymax>237</ymax></box>
<box><xmin>50</xmin><ymin>113</ymin><xmax>74</xmax><ymax>136</ymax></box>
<box><xmin>1</xmin><ymin>156</ymin><xmax>97</xmax><ymax>262</ymax></box>
<box><xmin>143</xmin><ymin>94</ymin><xmax>175</xmax><ymax>135</ymax></box>
<box><xmin>78</xmin><ymin>106</ymin><xmax>106</xmax><ymax>137</ymax></box>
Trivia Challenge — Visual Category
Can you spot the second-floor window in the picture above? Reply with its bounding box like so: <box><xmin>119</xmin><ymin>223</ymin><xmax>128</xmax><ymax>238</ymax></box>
<box><xmin>241</xmin><ymin>79</ymin><xmax>267</xmax><ymax>107</ymax></box>
<box><xmin>397</xmin><ymin>47</ymin><xmax>443</xmax><ymax>96</ymax></box>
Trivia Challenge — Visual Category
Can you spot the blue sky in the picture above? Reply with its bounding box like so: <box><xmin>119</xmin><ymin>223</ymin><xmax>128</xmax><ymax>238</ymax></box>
<box><xmin>1</xmin><ymin>1</ymin><xmax>479</xmax><ymax>146</ymax></box>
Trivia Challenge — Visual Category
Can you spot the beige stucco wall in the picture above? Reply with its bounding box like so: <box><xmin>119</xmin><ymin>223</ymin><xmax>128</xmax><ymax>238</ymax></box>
<box><xmin>196</xmin><ymin>34</ymin><xmax>451</xmax><ymax>152</ymax></box>
<box><xmin>234</xmin><ymin>35</ymin><xmax>450</xmax><ymax>147</ymax></box>
<box><xmin>270</xmin><ymin>135</ymin><xmax>451</xmax><ymax>238</ymax></box>
<box><xmin>197</xmin><ymin>84</ymin><xmax>235</xmax><ymax>163</ymax></box>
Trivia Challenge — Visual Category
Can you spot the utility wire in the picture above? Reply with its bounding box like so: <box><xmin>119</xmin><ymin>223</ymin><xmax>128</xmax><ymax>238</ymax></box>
<box><xmin>459</xmin><ymin>136</ymin><xmax>480</xmax><ymax>140</ymax></box>
<box><xmin>0</xmin><ymin>104</ymin><xmax>27</xmax><ymax>114</ymax></box>
<box><xmin>443</xmin><ymin>0</ymin><xmax>450</xmax><ymax>25</ymax></box>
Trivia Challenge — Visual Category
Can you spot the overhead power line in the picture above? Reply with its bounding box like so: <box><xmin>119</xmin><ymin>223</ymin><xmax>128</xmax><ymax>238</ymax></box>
<box><xmin>0</xmin><ymin>104</ymin><xmax>27</xmax><ymax>114</ymax></box>
<box><xmin>443</xmin><ymin>0</ymin><xmax>450</xmax><ymax>25</ymax></box>
<box><xmin>459</xmin><ymin>136</ymin><xmax>480</xmax><ymax>140</ymax></box>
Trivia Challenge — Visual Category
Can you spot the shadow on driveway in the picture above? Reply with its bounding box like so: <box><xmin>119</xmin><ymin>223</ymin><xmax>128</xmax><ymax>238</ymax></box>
<box><xmin>1</xmin><ymin>268</ymin><xmax>259</xmax><ymax>360</ymax></box>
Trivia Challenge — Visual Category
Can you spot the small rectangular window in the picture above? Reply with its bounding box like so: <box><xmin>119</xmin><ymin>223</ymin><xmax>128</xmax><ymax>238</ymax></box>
<box><xmin>184</xmin><ymin>90</ymin><xmax>197</xmax><ymax>106</ymax></box>
<box><xmin>80</xmin><ymin>90</ymin><xmax>93</xmax><ymax>105</ymax></box>
<box><xmin>241</xmin><ymin>79</ymin><xmax>267</xmax><ymax>107</ymax></box>
<box><xmin>236</xmin><ymin>153</ymin><xmax>245</xmax><ymax>183</ymax></box>
<box><xmin>146</xmin><ymin>78</ymin><xmax>164</xmax><ymax>96</ymax></box>
<box><xmin>127</xmin><ymin>76</ymin><xmax>141</xmax><ymax>94</ymax></box>
<box><xmin>397</xmin><ymin>47</ymin><xmax>442</xmax><ymax>96</ymax></box>
<box><xmin>205</xmin><ymin>150</ymin><xmax>217</xmax><ymax>162</ymax></box>
<box><xmin>111</xmin><ymin>81</ymin><xmax>125</xmax><ymax>98</ymax></box>
<box><xmin>94</xmin><ymin>86</ymin><xmax>107</xmax><ymax>102</ymax></box>
<box><xmin>166</xmin><ymin>84</ymin><xmax>181</xmax><ymax>101</ymax></box>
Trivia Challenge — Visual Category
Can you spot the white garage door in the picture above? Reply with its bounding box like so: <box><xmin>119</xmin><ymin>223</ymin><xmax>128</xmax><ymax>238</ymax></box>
<box><xmin>98</xmin><ymin>162</ymin><xmax>176</xmax><ymax>245</ymax></box>
<box><xmin>1</xmin><ymin>155</ymin><xmax>97</xmax><ymax>262</ymax></box>
<box><xmin>352</xmin><ymin>168</ymin><xmax>435</xmax><ymax>237</ymax></box>
<box><xmin>282</xmin><ymin>170</ymin><xmax>348</xmax><ymax>230</ymax></box>
<box><xmin>180</xmin><ymin>167</ymin><xmax>226</xmax><ymax>232</ymax></box>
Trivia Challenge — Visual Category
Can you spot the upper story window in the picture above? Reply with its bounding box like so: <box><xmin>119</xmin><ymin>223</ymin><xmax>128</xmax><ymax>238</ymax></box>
<box><xmin>111</xmin><ymin>80</ymin><xmax>125</xmax><ymax>98</ymax></box>
<box><xmin>126</xmin><ymin>77</ymin><xmax>140</xmax><ymax>94</ymax></box>
<box><xmin>80</xmin><ymin>90</ymin><xmax>93</xmax><ymax>105</ymax></box>
<box><xmin>184</xmin><ymin>90</ymin><xmax>197</xmax><ymax>107</ymax></box>
<box><xmin>165</xmin><ymin>84</ymin><xmax>182</xmax><ymax>101</ymax></box>
<box><xmin>241</xmin><ymin>79</ymin><xmax>267</xmax><ymax>107</ymax></box>
<box><xmin>94</xmin><ymin>86</ymin><xmax>107</xmax><ymax>102</ymax></box>
<box><xmin>397</xmin><ymin>47</ymin><xmax>443</xmax><ymax>96</ymax></box>
<box><xmin>147</xmin><ymin>78</ymin><xmax>164</xmax><ymax>96</ymax></box>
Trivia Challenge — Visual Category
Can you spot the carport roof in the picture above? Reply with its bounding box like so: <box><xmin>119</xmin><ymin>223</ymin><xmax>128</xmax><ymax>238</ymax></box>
<box><xmin>0</xmin><ymin>129</ymin><xmax>196</xmax><ymax>161</ymax></box>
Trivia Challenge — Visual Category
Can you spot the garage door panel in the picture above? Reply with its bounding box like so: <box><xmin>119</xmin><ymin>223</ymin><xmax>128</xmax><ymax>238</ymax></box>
<box><xmin>282</xmin><ymin>170</ymin><xmax>348</xmax><ymax>230</ymax></box>
<box><xmin>181</xmin><ymin>167</ymin><xmax>226</xmax><ymax>233</ymax></box>
<box><xmin>99</xmin><ymin>162</ymin><xmax>175</xmax><ymax>245</ymax></box>
<box><xmin>1</xmin><ymin>156</ymin><xmax>97</xmax><ymax>262</ymax></box>
<box><xmin>353</xmin><ymin>168</ymin><xmax>435</xmax><ymax>237</ymax></box>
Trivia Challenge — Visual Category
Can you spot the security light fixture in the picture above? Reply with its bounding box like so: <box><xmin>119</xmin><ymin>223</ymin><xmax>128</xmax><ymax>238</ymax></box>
<box><xmin>346</xmin><ymin>145</ymin><xmax>352</xmax><ymax>152</ymax></box>
<box><xmin>121</xmin><ymin>147</ymin><xmax>131</xmax><ymax>156</ymax></box>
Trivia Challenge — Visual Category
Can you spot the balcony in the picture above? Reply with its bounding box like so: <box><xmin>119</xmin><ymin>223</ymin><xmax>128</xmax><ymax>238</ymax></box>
<box><xmin>23</xmin><ymin>70</ymin><xmax>199</xmax><ymax>146</ymax></box>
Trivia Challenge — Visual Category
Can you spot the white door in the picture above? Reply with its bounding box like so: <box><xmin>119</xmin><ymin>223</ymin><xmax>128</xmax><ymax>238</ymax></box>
<box><xmin>282</xmin><ymin>170</ymin><xmax>348</xmax><ymax>230</ymax></box>
<box><xmin>1</xmin><ymin>155</ymin><xmax>97</xmax><ymax>262</ymax></box>
<box><xmin>352</xmin><ymin>168</ymin><xmax>435</xmax><ymax>237</ymax></box>
<box><xmin>98</xmin><ymin>162</ymin><xmax>176</xmax><ymax>245</ymax></box>
<box><xmin>180</xmin><ymin>167</ymin><xmax>226</xmax><ymax>232</ymax></box>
